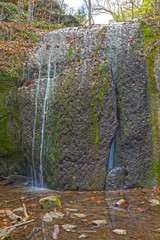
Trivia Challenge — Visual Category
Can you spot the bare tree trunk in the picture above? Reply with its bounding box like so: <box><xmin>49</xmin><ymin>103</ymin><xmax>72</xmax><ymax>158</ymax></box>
<box><xmin>17</xmin><ymin>0</ymin><xmax>24</xmax><ymax>22</ymax></box>
<box><xmin>88</xmin><ymin>0</ymin><xmax>92</xmax><ymax>25</ymax></box>
<box><xmin>131</xmin><ymin>0</ymin><xmax>134</xmax><ymax>19</ymax></box>
<box><xmin>49</xmin><ymin>2</ymin><xmax>53</xmax><ymax>22</ymax></box>
<box><xmin>27</xmin><ymin>0</ymin><xmax>34</xmax><ymax>23</ymax></box>
<box><xmin>57</xmin><ymin>0</ymin><xmax>64</xmax><ymax>25</ymax></box>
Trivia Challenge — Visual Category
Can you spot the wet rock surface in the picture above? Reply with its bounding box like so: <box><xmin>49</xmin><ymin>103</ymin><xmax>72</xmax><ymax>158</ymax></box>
<box><xmin>18</xmin><ymin>22</ymin><xmax>153</xmax><ymax>190</ymax></box>
<box><xmin>106</xmin><ymin>167</ymin><xmax>127</xmax><ymax>190</ymax></box>
<box><xmin>39</xmin><ymin>196</ymin><xmax>61</xmax><ymax>209</ymax></box>
<box><xmin>18</xmin><ymin>25</ymin><xmax>118</xmax><ymax>190</ymax></box>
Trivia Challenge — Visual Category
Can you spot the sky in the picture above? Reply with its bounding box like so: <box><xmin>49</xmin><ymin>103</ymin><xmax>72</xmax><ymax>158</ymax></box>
<box><xmin>64</xmin><ymin>0</ymin><xmax>113</xmax><ymax>24</ymax></box>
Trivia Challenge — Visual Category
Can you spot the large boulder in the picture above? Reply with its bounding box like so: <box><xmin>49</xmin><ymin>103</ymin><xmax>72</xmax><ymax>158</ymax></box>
<box><xmin>18</xmin><ymin>23</ymin><xmax>154</xmax><ymax>190</ymax></box>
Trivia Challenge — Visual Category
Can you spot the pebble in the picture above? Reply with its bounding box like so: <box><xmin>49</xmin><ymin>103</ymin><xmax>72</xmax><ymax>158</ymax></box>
<box><xmin>65</xmin><ymin>208</ymin><xmax>78</xmax><ymax>212</ymax></box>
<box><xmin>62</xmin><ymin>224</ymin><xmax>77</xmax><ymax>231</ymax></box>
<box><xmin>112</xmin><ymin>229</ymin><xmax>127</xmax><ymax>235</ymax></box>
<box><xmin>43</xmin><ymin>213</ymin><xmax>53</xmax><ymax>223</ymax></box>
<box><xmin>149</xmin><ymin>199</ymin><xmax>160</xmax><ymax>206</ymax></box>
<box><xmin>49</xmin><ymin>211</ymin><xmax>64</xmax><ymax>219</ymax></box>
<box><xmin>79</xmin><ymin>234</ymin><xmax>88</xmax><ymax>239</ymax></box>
<box><xmin>92</xmin><ymin>220</ymin><xmax>107</xmax><ymax>226</ymax></box>
<box><xmin>71</xmin><ymin>213</ymin><xmax>87</xmax><ymax>218</ymax></box>
<box><xmin>13</xmin><ymin>207</ymin><xmax>24</xmax><ymax>213</ymax></box>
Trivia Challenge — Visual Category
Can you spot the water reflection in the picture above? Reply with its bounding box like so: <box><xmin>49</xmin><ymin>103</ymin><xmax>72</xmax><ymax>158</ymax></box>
<box><xmin>0</xmin><ymin>184</ymin><xmax>160</xmax><ymax>239</ymax></box>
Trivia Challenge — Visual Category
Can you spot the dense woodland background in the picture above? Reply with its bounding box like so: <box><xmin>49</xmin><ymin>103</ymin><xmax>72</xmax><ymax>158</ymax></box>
<box><xmin>0</xmin><ymin>0</ymin><xmax>159</xmax><ymax>75</ymax></box>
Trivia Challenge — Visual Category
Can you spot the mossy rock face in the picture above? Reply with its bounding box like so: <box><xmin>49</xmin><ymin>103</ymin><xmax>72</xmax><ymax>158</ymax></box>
<box><xmin>39</xmin><ymin>196</ymin><xmax>61</xmax><ymax>209</ymax></box>
<box><xmin>107</xmin><ymin>22</ymin><xmax>153</xmax><ymax>188</ymax></box>
<box><xmin>19</xmin><ymin>23</ymin><xmax>157</xmax><ymax>190</ymax></box>
<box><xmin>48</xmin><ymin>59</ymin><xmax>118</xmax><ymax>190</ymax></box>
<box><xmin>147</xmin><ymin>47</ymin><xmax>160</xmax><ymax>184</ymax></box>
<box><xmin>0</xmin><ymin>71</ymin><xmax>25</xmax><ymax>176</ymax></box>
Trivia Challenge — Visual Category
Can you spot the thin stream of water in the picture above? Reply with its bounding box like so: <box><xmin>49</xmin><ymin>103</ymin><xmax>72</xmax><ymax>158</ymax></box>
<box><xmin>31</xmin><ymin>66</ymin><xmax>41</xmax><ymax>187</ymax></box>
<box><xmin>39</xmin><ymin>59</ymin><xmax>51</xmax><ymax>188</ymax></box>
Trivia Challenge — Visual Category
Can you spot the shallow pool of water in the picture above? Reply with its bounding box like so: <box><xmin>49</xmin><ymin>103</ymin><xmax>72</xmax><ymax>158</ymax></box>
<box><xmin>1</xmin><ymin>184</ymin><xmax>160</xmax><ymax>239</ymax></box>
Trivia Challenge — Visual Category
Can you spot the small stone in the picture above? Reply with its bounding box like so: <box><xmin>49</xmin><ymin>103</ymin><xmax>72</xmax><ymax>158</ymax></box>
<box><xmin>62</xmin><ymin>224</ymin><xmax>77</xmax><ymax>231</ymax></box>
<box><xmin>52</xmin><ymin>225</ymin><xmax>60</xmax><ymax>239</ymax></box>
<box><xmin>92</xmin><ymin>220</ymin><xmax>107</xmax><ymax>226</ymax></box>
<box><xmin>43</xmin><ymin>213</ymin><xmax>53</xmax><ymax>223</ymax></box>
<box><xmin>13</xmin><ymin>207</ymin><xmax>24</xmax><ymax>213</ymax></box>
<box><xmin>79</xmin><ymin>234</ymin><xmax>88</xmax><ymax>239</ymax></box>
<box><xmin>149</xmin><ymin>199</ymin><xmax>160</xmax><ymax>206</ymax></box>
<box><xmin>69</xmin><ymin>201</ymin><xmax>74</xmax><ymax>204</ymax></box>
<box><xmin>71</xmin><ymin>213</ymin><xmax>87</xmax><ymax>218</ymax></box>
<box><xmin>49</xmin><ymin>211</ymin><xmax>64</xmax><ymax>219</ymax></box>
<box><xmin>112</xmin><ymin>229</ymin><xmax>127</xmax><ymax>235</ymax></box>
<box><xmin>65</xmin><ymin>208</ymin><xmax>78</xmax><ymax>212</ymax></box>
<box><xmin>39</xmin><ymin>196</ymin><xmax>61</xmax><ymax>209</ymax></box>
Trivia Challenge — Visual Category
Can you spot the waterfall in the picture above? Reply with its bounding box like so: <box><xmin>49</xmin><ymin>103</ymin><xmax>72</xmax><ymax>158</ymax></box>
<box><xmin>108</xmin><ymin>139</ymin><xmax>115</xmax><ymax>171</ymax></box>
<box><xmin>31</xmin><ymin>66</ymin><xmax>41</xmax><ymax>187</ymax></box>
<box><xmin>39</xmin><ymin>59</ymin><xmax>57</xmax><ymax>188</ymax></box>
<box><xmin>39</xmin><ymin>60</ymin><xmax>51</xmax><ymax>188</ymax></box>
<box><xmin>108</xmin><ymin>128</ymin><xmax>119</xmax><ymax>171</ymax></box>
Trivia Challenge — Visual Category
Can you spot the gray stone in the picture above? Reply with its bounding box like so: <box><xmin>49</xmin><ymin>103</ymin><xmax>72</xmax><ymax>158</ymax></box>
<box><xmin>149</xmin><ymin>199</ymin><xmax>160</xmax><ymax>206</ymax></box>
<box><xmin>65</xmin><ymin>208</ymin><xmax>78</xmax><ymax>212</ymax></box>
<box><xmin>71</xmin><ymin>213</ymin><xmax>87</xmax><ymax>218</ymax></box>
<box><xmin>49</xmin><ymin>211</ymin><xmax>64</xmax><ymax>219</ymax></box>
<box><xmin>79</xmin><ymin>234</ymin><xmax>88</xmax><ymax>239</ymax></box>
<box><xmin>43</xmin><ymin>213</ymin><xmax>52</xmax><ymax>223</ymax></box>
<box><xmin>62</xmin><ymin>224</ymin><xmax>77</xmax><ymax>231</ymax></box>
<box><xmin>106</xmin><ymin>167</ymin><xmax>127</xmax><ymax>190</ymax></box>
<box><xmin>18</xmin><ymin>23</ymin><xmax>154</xmax><ymax>190</ymax></box>
<box><xmin>92</xmin><ymin>220</ymin><xmax>107</xmax><ymax>226</ymax></box>
<box><xmin>39</xmin><ymin>196</ymin><xmax>61</xmax><ymax>209</ymax></box>
<box><xmin>112</xmin><ymin>229</ymin><xmax>127</xmax><ymax>235</ymax></box>
<box><xmin>13</xmin><ymin>207</ymin><xmax>24</xmax><ymax>213</ymax></box>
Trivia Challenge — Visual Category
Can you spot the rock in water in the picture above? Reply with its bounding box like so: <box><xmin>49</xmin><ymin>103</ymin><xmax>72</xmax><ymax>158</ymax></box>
<box><xmin>39</xmin><ymin>196</ymin><xmax>61</xmax><ymax>209</ymax></box>
<box><xmin>79</xmin><ymin>234</ymin><xmax>88</xmax><ymax>239</ymax></box>
<box><xmin>149</xmin><ymin>199</ymin><xmax>160</xmax><ymax>206</ymax></box>
<box><xmin>65</xmin><ymin>208</ymin><xmax>78</xmax><ymax>212</ymax></box>
<box><xmin>6</xmin><ymin>210</ymin><xmax>22</xmax><ymax>222</ymax></box>
<box><xmin>43</xmin><ymin>213</ymin><xmax>52</xmax><ymax>223</ymax></box>
<box><xmin>71</xmin><ymin>213</ymin><xmax>87</xmax><ymax>218</ymax></box>
<box><xmin>112</xmin><ymin>229</ymin><xmax>127</xmax><ymax>235</ymax></box>
<box><xmin>92</xmin><ymin>220</ymin><xmax>107</xmax><ymax>226</ymax></box>
<box><xmin>62</xmin><ymin>224</ymin><xmax>77</xmax><ymax>231</ymax></box>
<box><xmin>52</xmin><ymin>225</ymin><xmax>60</xmax><ymax>239</ymax></box>
<box><xmin>49</xmin><ymin>211</ymin><xmax>64</xmax><ymax>219</ymax></box>
<box><xmin>13</xmin><ymin>207</ymin><xmax>24</xmax><ymax>213</ymax></box>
